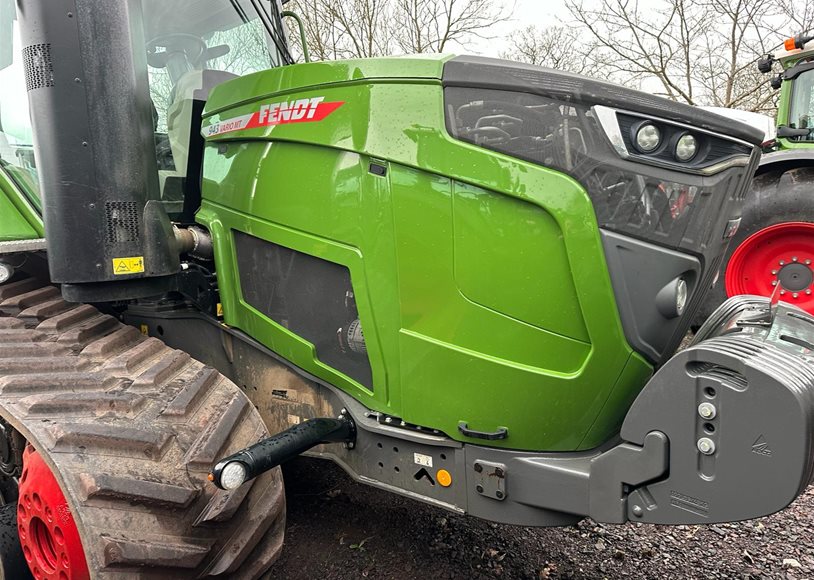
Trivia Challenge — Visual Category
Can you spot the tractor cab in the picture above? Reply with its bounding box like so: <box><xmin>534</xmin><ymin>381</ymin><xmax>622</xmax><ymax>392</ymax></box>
<box><xmin>762</xmin><ymin>33</ymin><xmax>814</xmax><ymax>145</ymax></box>
<box><xmin>0</xmin><ymin>0</ymin><xmax>289</xmax><ymax>222</ymax></box>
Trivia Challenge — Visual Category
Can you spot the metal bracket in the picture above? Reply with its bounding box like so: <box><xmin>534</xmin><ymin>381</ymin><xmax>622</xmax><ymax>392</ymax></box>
<box><xmin>473</xmin><ymin>460</ymin><xmax>506</xmax><ymax>501</ymax></box>
<box><xmin>0</xmin><ymin>239</ymin><xmax>46</xmax><ymax>255</ymax></box>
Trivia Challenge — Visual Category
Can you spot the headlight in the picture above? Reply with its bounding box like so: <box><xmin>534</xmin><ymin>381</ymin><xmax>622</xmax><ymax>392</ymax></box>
<box><xmin>635</xmin><ymin>123</ymin><xmax>661</xmax><ymax>152</ymax></box>
<box><xmin>675</xmin><ymin>133</ymin><xmax>698</xmax><ymax>162</ymax></box>
<box><xmin>656</xmin><ymin>276</ymin><xmax>689</xmax><ymax>318</ymax></box>
<box><xmin>219</xmin><ymin>461</ymin><xmax>248</xmax><ymax>490</ymax></box>
<box><xmin>0</xmin><ymin>262</ymin><xmax>12</xmax><ymax>285</ymax></box>
<box><xmin>675</xmin><ymin>277</ymin><xmax>688</xmax><ymax>315</ymax></box>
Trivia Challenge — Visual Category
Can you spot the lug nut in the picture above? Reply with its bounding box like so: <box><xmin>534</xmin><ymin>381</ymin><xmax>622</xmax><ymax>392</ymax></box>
<box><xmin>780</xmin><ymin>260</ymin><xmax>786</xmax><ymax>265</ymax></box>
<box><xmin>781</xmin><ymin>290</ymin><xmax>786</xmax><ymax>295</ymax></box>
<box><xmin>697</xmin><ymin>437</ymin><xmax>716</xmax><ymax>455</ymax></box>
<box><xmin>772</xmin><ymin>280</ymin><xmax>778</xmax><ymax>286</ymax></box>
<box><xmin>771</xmin><ymin>270</ymin><xmax>778</xmax><ymax>275</ymax></box>
<box><xmin>794</xmin><ymin>293</ymin><xmax>799</xmax><ymax>298</ymax></box>
<box><xmin>793</xmin><ymin>256</ymin><xmax>799</xmax><ymax>262</ymax></box>
<box><xmin>698</xmin><ymin>402</ymin><xmax>717</xmax><ymax>420</ymax></box>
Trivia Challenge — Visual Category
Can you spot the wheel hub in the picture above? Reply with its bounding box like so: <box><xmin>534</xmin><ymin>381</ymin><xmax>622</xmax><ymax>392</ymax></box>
<box><xmin>17</xmin><ymin>446</ymin><xmax>89</xmax><ymax>580</ymax></box>
<box><xmin>777</xmin><ymin>262</ymin><xmax>814</xmax><ymax>293</ymax></box>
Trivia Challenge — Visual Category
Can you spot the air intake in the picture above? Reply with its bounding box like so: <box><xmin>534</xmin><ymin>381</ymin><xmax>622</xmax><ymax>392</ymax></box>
<box><xmin>16</xmin><ymin>0</ymin><xmax>178</xmax><ymax>301</ymax></box>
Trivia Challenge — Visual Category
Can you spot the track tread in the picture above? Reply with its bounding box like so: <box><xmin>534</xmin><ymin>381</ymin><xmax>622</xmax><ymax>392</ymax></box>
<box><xmin>78</xmin><ymin>472</ymin><xmax>198</xmax><ymax>508</ymax></box>
<box><xmin>0</xmin><ymin>278</ymin><xmax>285</xmax><ymax>578</ymax></box>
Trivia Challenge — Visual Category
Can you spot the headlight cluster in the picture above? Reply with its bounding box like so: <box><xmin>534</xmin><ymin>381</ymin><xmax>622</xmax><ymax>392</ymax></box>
<box><xmin>634</xmin><ymin>122</ymin><xmax>698</xmax><ymax>162</ymax></box>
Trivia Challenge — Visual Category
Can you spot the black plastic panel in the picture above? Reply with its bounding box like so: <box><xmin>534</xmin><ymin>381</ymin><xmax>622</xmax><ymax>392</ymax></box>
<box><xmin>234</xmin><ymin>231</ymin><xmax>373</xmax><ymax>389</ymax></box>
<box><xmin>443</xmin><ymin>56</ymin><xmax>763</xmax><ymax>145</ymax></box>
<box><xmin>444</xmin><ymin>86</ymin><xmax>750</xmax><ymax>256</ymax></box>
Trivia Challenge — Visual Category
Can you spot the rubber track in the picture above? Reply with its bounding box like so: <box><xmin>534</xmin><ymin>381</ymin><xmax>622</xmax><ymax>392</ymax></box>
<box><xmin>0</xmin><ymin>277</ymin><xmax>285</xmax><ymax>579</ymax></box>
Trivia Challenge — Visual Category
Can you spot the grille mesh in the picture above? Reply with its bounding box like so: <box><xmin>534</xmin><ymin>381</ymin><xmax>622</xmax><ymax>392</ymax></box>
<box><xmin>104</xmin><ymin>202</ymin><xmax>139</xmax><ymax>243</ymax></box>
<box><xmin>22</xmin><ymin>44</ymin><xmax>54</xmax><ymax>91</ymax></box>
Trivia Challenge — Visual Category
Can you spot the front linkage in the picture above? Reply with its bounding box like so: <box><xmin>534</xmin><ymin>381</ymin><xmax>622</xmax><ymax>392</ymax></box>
<box><xmin>211</xmin><ymin>296</ymin><xmax>814</xmax><ymax>526</ymax></box>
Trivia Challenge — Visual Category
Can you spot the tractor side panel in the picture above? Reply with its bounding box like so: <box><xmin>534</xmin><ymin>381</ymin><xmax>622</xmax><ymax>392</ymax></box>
<box><xmin>200</xmin><ymin>75</ymin><xmax>650</xmax><ymax>451</ymax></box>
<box><xmin>0</xmin><ymin>170</ymin><xmax>42</xmax><ymax>241</ymax></box>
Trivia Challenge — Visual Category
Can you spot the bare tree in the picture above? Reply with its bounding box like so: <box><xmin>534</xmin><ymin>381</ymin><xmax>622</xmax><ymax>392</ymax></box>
<box><xmin>285</xmin><ymin>0</ymin><xmax>509</xmax><ymax>61</ymax></box>
<box><xmin>330</xmin><ymin>0</ymin><xmax>393</xmax><ymax>58</ymax></box>
<box><xmin>499</xmin><ymin>25</ymin><xmax>597</xmax><ymax>74</ymax></box>
<box><xmin>393</xmin><ymin>0</ymin><xmax>510</xmax><ymax>54</ymax></box>
<box><xmin>564</xmin><ymin>0</ymin><xmax>781</xmax><ymax>112</ymax></box>
<box><xmin>779</xmin><ymin>0</ymin><xmax>814</xmax><ymax>31</ymax></box>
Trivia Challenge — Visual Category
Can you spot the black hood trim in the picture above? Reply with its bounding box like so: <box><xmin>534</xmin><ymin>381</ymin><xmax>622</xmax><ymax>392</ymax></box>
<box><xmin>442</xmin><ymin>56</ymin><xmax>764</xmax><ymax>146</ymax></box>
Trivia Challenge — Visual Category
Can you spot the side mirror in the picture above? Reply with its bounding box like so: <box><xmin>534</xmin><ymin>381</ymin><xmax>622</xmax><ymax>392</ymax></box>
<box><xmin>0</xmin><ymin>0</ymin><xmax>13</xmax><ymax>71</ymax></box>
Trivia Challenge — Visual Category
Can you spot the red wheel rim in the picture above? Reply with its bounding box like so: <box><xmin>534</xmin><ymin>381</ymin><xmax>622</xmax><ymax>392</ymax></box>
<box><xmin>17</xmin><ymin>446</ymin><xmax>90</xmax><ymax>580</ymax></box>
<box><xmin>725</xmin><ymin>222</ymin><xmax>814</xmax><ymax>314</ymax></box>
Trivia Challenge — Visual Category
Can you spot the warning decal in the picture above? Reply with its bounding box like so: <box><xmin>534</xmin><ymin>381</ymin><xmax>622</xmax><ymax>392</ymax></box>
<box><xmin>112</xmin><ymin>256</ymin><xmax>145</xmax><ymax>275</ymax></box>
<box><xmin>204</xmin><ymin>96</ymin><xmax>344</xmax><ymax>137</ymax></box>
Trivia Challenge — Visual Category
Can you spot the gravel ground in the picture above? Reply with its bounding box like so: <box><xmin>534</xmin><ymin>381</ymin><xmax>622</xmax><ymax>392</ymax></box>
<box><xmin>274</xmin><ymin>457</ymin><xmax>814</xmax><ymax>580</ymax></box>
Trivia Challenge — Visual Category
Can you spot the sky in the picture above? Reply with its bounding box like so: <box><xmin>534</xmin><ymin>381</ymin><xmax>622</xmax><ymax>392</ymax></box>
<box><xmin>469</xmin><ymin>0</ymin><xmax>572</xmax><ymax>57</ymax></box>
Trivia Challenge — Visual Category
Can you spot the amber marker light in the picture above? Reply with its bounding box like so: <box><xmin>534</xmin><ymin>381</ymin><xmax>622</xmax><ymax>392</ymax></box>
<box><xmin>437</xmin><ymin>469</ymin><xmax>452</xmax><ymax>487</ymax></box>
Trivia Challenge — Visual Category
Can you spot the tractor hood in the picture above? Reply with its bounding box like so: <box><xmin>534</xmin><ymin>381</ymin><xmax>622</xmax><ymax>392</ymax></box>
<box><xmin>205</xmin><ymin>55</ymin><xmax>764</xmax><ymax>147</ymax></box>
<box><xmin>203</xmin><ymin>55</ymin><xmax>452</xmax><ymax>117</ymax></box>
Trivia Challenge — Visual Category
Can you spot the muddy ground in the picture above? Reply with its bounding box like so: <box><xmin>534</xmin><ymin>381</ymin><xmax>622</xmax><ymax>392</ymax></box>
<box><xmin>273</xmin><ymin>457</ymin><xmax>814</xmax><ymax>579</ymax></box>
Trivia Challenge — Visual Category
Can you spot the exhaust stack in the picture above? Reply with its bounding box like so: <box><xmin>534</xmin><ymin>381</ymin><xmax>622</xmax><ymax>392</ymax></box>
<box><xmin>17</xmin><ymin>0</ymin><xmax>178</xmax><ymax>301</ymax></box>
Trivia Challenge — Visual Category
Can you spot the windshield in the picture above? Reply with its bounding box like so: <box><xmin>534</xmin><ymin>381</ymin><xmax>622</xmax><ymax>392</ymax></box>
<box><xmin>789</xmin><ymin>68</ymin><xmax>814</xmax><ymax>142</ymax></box>
<box><xmin>144</xmin><ymin>0</ymin><xmax>291</xmax><ymax>132</ymax></box>
<box><xmin>0</xmin><ymin>17</ymin><xmax>40</xmax><ymax>208</ymax></box>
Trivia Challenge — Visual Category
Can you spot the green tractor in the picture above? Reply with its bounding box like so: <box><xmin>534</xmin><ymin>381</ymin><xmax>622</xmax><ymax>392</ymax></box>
<box><xmin>0</xmin><ymin>1</ymin><xmax>813</xmax><ymax>578</ymax></box>
<box><xmin>700</xmin><ymin>32</ymin><xmax>814</xmax><ymax>318</ymax></box>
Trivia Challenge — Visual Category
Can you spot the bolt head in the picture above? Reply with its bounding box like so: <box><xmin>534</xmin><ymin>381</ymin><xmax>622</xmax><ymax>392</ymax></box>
<box><xmin>781</xmin><ymin>290</ymin><xmax>787</xmax><ymax>295</ymax></box>
<box><xmin>698</xmin><ymin>402</ymin><xmax>717</xmax><ymax>420</ymax></box>
<box><xmin>807</xmin><ymin>260</ymin><xmax>812</xmax><ymax>265</ymax></box>
<box><xmin>384</xmin><ymin>417</ymin><xmax>392</xmax><ymax>424</ymax></box>
<box><xmin>771</xmin><ymin>270</ymin><xmax>778</xmax><ymax>275</ymax></box>
<box><xmin>793</xmin><ymin>293</ymin><xmax>799</xmax><ymax>299</ymax></box>
<box><xmin>697</xmin><ymin>437</ymin><xmax>716</xmax><ymax>455</ymax></box>
<box><xmin>476</xmin><ymin>484</ymin><xmax>484</xmax><ymax>493</ymax></box>
<box><xmin>474</xmin><ymin>463</ymin><xmax>483</xmax><ymax>473</ymax></box>
<box><xmin>632</xmin><ymin>505</ymin><xmax>644</xmax><ymax>517</ymax></box>
<box><xmin>793</xmin><ymin>256</ymin><xmax>799</xmax><ymax>262</ymax></box>
<box><xmin>807</xmin><ymin>290</ymin><xmax>812</xmax><ymax>295</ymax></box>
<box><xmin>495</xmin><ymin>490</ymin><xmax>504</xmax><ymax>499</ymax></box>
<box><xmin>780</xmin><ymin>260</ymin><xmax>786</xmax><ymax>266</ymax></box>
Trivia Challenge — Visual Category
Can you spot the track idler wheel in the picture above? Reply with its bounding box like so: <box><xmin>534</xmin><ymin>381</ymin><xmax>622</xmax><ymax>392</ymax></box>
<box><xmin>17</xmin><ymin>446</ymin><xmax>89</xmax><ymax>580</ymax></box>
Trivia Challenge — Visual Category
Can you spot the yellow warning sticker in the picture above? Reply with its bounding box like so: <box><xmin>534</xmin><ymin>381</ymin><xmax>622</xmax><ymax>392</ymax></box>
<box><xmin>216</xmin><ymin>302</ymin><xmax>224</xmax><ymax>317</ymax></box>
<box><xmin>112</xmin><ymin>256</ymin><xmax>145</xmax><ymax>275</ymax></box>
<box><xmin>139</xmin><ymin>324</ymin><xmax>149</xmax><ymax>336</ymax></box>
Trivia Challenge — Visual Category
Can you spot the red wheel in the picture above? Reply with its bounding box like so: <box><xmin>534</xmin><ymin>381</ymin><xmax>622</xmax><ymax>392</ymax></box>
<box><xmin>17</xmin><ymin>446</ymin><xmax>89</xmax><ymax>580</ymax></box>
<box><xmin>725</xmin><ymin>222</ymin><xmax>814</xmax><ymax>314</ymax></box>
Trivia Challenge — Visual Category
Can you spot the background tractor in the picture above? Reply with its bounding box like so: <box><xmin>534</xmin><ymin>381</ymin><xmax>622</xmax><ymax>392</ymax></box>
<box><xmin>698</xmin><ymin>32</ymin><xmax>814</xmax><ymax>319</ymax></box>
<box><xmin>1</xmin><ymin>1</ymin><xmax>814</xmax><ymax>579</ymax></box>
